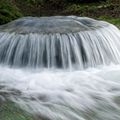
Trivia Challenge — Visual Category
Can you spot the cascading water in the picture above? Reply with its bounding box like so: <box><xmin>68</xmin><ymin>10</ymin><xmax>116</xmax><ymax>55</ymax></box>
<box><xmin>0</xmin><ymin>16</ymin><xmax>120</xmax><ymax>120</ymax></box>
<box><xmin>0</xmin><ymin>16</ymin><xmax>120</xmax><ymax>69</ymax></box>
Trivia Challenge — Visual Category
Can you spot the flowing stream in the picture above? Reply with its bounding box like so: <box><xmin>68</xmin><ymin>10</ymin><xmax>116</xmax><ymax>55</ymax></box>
<box><xmin>0</xmin><ymin>16</ymin><xmax>120</xmax><ymax>120</ymax></box>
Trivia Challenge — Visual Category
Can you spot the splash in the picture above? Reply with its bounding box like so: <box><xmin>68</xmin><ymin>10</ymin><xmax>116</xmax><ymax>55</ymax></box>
<box><xmin>0</xmin><ymin>65</ymin><xmax>120</xmax><ymax>120</ymax></box>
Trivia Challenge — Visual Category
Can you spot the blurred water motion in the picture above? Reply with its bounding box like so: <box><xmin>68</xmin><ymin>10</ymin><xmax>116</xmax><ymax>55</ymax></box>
<box><xmin>0</xmin><ymin>65</ymin><xmax>120</xmax><ymax>120</ymax></box>
<box><xmin>0</xmin><ymin>16</ymin><xmax>120</xmax><ymax>119</ymax></box>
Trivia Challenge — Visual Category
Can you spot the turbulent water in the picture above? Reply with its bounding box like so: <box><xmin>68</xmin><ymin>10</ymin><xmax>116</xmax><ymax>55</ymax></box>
<box><xmin>1</xmin><ymin>65</ymin><xmax>120</xmax><ymax>120</ymax></box>
<box><xmin>0</xmin><ymin>16</ymin><xmax>120</xmax><ymax>120</ymax></box>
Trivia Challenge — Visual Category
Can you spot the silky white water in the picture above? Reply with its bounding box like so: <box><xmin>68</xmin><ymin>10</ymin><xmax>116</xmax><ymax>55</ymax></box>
<box><xmin>1</xmin><ymin>65</ymin><xmax>120</xmax><ymax>120</ymax></box>
<box><xmin>0</xmin><ymin>16</ymin><xmax>120</xmax><ymax>69</ymax></box>
<box><xmin>0</xmin><ymin>16</ymin><xmax>120</xmax><ymax>120</ymax></box>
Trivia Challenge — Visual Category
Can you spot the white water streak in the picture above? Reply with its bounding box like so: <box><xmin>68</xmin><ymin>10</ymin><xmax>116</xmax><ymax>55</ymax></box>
<box><xmin>0</xmin><ymin>65</ymin><xmax>120</xmax><ymax>120</ymax></box>
<box><xmin>0</xmin><ymin>25</ymin><xmax>120</xmax><ymax>69</ymax></box>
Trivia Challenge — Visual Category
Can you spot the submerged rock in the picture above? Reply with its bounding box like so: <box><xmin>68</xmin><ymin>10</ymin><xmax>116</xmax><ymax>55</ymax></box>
<box><xmin>0</xmin><ymin>16</ymin><xmax>108</xmax><ymax>34</ymax></box>
<box><xmin>0</xmin><ymin>16</ymin><xmax>120</xmax><ymax>69</ymax></box>
<box><xmin>0</xmin><ymin>100</ymin><xmax>34</xmax><ymax>120</ymax></box>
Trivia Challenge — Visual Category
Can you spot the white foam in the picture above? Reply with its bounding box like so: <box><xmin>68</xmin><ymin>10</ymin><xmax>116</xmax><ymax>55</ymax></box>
<box><xmin>0</xmin><ymin>65</ymin><xmax>120</xmax><ymax>120</ymax></box>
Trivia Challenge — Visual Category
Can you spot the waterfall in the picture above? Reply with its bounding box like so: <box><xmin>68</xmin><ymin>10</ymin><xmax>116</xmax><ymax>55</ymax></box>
<box><xmin>1</xmin><ymin>16</ymin><xmax>120</xmax><ymax>120</ymax></box>
<box><xmin>0</xmin><ymin>16</ymin><xmax>120</xmax><ymax>69</ymax></box>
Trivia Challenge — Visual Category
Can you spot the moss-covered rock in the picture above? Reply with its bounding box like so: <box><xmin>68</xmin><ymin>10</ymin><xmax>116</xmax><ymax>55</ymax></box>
<box><xmin>0</xmin><ymin>100</ymin><xmax>34</xmax><ymax>120</ymax></box>
<box><xmin>98</xmin><ymin>16</ymin><xmax>120</xmax><ymax>28</ymax></box>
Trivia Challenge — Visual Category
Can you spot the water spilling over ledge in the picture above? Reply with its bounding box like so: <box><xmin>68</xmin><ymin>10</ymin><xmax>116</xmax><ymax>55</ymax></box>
<box><xmin>1</xmin><ymin>16</ymin><xmax>120</xmax><ymax>120</ymax></box>
<box><xmin>0</xmin><ymin>16</ymin><xmax>120</xmax><ymax>69</ymax></box>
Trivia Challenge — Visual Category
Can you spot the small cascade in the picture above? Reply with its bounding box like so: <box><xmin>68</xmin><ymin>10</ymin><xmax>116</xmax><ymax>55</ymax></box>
<box><xmin>0</xmin><ymin>16</ymin><xmax>120</xmax><ymax>69</ymax></box>
<box><xmin>0</xmin><ymin>16</ymin><xmax>120</xmax><ymax>120</ymax></box>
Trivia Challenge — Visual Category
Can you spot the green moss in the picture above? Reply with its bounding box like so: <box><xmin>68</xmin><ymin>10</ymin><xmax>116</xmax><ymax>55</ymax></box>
<box><xmin>0</xmin><ymin>101</ymin><xmax>34</xmax><ymax>120</ymax></box>
<box><xmin>98</xmin><ymin>16</ymin><xmax>120</xmax><ymax>28</ymax></box>
<box><xmin>109</xmin><ymin>19</ymin><xmax>120</xmax><ymax>26</ymax></box>
<box><xmin>0</xmin><ymin>0</ymin><xmax>23</xmax><ymax>25</ymax></box>
<box><xmin>62</xmin><ymin>0</ymin><xmax>120</xmax><ymax>18</ymax></box>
